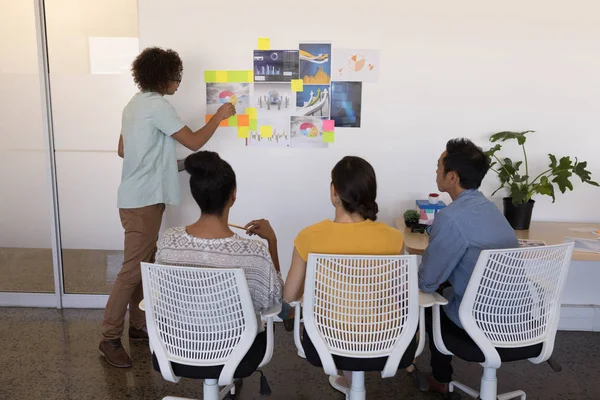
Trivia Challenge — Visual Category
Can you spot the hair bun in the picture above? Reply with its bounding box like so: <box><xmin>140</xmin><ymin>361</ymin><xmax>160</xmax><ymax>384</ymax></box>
<box><xmin>358</xmin><ymin>201</ymin><xmax>379</xmax><ymax>221</ymax></box>
<box><xmin>184</xmin><ymin>151</ymin><xmax>221</xmax><ymax>178</ymax></box>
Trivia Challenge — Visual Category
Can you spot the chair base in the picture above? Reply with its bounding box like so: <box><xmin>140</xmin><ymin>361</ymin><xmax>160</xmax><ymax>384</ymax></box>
<box><xmin>450</xmin><ymin>381</ymin><xmax>526</xmax><ymax>400</ymax></box>
<box><xmin>162</xmin><ymin>379</ymin><xmax>235</xmax><ymax>400</ymax></box>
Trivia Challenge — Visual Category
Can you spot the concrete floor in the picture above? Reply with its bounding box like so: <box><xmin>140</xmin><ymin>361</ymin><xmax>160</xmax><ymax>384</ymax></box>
<box><xmin>1</xmin><ymin>307</ymin><xmax>599</xmax><ymax>399</ymax></box>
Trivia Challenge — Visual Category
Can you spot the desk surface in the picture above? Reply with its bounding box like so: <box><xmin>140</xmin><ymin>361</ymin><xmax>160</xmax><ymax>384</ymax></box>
<box><xmin>394</xmin><ymin>219</ymin><xmax>600</xmax><ymax>262</ymax></box>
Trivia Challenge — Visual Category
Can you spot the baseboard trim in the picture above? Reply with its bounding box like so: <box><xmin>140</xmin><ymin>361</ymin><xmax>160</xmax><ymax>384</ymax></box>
<box><xmin>558</xmin><ymin>305</ymin><xmax>600</xmax><ymax>332</ymax></box>
<box><xmin>0</xmin><ymin>293</ymin><xmax>57</xmax><ymax>307</ymax></box>
<box><xmin>62</xmin><ymin>294</ymin><xmax>109</xmax><ymax>308</ymax></box>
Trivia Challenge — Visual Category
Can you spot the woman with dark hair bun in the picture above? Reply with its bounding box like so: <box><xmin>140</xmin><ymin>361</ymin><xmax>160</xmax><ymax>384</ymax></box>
<box><xmin>155</xmin><ymin>151</ymin><xmax>292</xmax><ymax>331</ymax></box>
<box><xmin>266</xmin><ymin>156</ymin><xmax>404</xmax><ymax>395</ymax></box>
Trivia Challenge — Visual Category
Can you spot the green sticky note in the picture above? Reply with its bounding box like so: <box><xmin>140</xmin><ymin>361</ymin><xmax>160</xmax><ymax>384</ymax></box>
<box><xmin>260</xmin><ymin>125</ymin><xmax>273</xmax><ymax>138</ymax></box>
<box><xmin>238</xmin><ymin>126</ymin><xmax>249</xmax><ymax>139</ymax></box>
<box><xmin>323</xmin><ymin>131</ymin><xmax>334</xmax><ymax>143</ymax></box>
<box><xmin>250</xmin><ymin>119</ymin><xmax>258</xmax><ymax>130</ymax></box>
<box><xmin>228</xmin><ymin>115</ymin><xmax>238</xmax><ymax>126</ymax></box>
<box><xmin>228</xmin><ymin>70</ymin><xmax>252</xmax><ymax>82</ymax></box>
<box><xmin>204</xmin><ymin>70</ymin><xmax>217</xmax><ymax>82</ymax></box>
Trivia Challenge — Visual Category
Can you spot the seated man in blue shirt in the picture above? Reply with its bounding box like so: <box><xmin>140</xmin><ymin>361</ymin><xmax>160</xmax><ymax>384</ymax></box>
<box><xmin>418</xmin><ymin>138</ymin><xmax>519</xmax><ymax>395</ymax></box>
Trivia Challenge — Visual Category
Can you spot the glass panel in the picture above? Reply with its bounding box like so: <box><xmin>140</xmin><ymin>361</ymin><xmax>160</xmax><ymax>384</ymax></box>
<box><xmin>0</xmin><ymin>0</ymin><xmax>55</xmax><ymax>293</ymax></box>
<box><xmin>44</xmin><ymin>0</ymin><xmax>139</xmax><ymax>294</ymax></box>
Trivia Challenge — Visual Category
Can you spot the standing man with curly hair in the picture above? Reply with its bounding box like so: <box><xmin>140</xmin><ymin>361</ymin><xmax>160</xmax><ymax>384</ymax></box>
<box><xmin>99</xmin><ymin>47</ymin><xmax>235</xmax><ymax>368</ymax></box>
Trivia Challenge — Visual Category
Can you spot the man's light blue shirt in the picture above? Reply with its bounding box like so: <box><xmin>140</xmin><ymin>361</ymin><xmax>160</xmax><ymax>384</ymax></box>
<box><xmin>117</xmin><ymin>92</ymin><xmax>185</xmax><ymax>209</ymax></box>
<box><xmin>418</xmin><ymin>189</ymin><xmax>519</xmax><ymax>328</ymax></box>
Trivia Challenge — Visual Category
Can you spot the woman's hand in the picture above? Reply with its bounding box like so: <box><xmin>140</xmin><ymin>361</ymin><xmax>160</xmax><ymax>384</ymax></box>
<box><xmin>245</xmin><ymin>219</ymin><xmax>277</xmax><ymax>243</ymax></box>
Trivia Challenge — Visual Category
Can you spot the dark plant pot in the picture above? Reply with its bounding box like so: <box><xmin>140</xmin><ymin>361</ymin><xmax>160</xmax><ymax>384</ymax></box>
<box><xmin>404</xmin><ymin>219</ymin><xmax>418</xmax><ymax>228</ymax></box>
<box><xmin>503</xmin><ymin>197</ymin><xmax>535</xmax><ymax>230</ymax></box>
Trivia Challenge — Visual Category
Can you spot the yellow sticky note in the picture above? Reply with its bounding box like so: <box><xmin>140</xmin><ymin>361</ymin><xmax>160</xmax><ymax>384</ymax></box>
<box><xmin>258</xmin><ymin>38</ymin><xmax>270</xmax><ymax>50</ymax></box>
<box><xmin>260</xmin><ymin>125</ymin><xmax>273</xmax><ymax>138</ymax></box>
<box><xmin>245</xmin><ymin>108</ymin><xmax>257</xmax><ymax>119</ymax></box>
<box><xmin>323</xmin><ymin>131</ymin><xmax>335</xmax><ymax>143</ymax></box>
<box><xmin>216</xmin><ymin>70</ymin><xmax>227</xmax><ymax>83</ymax></box>
<box><xmin>238</xmin><ymin>126</ymin><xmax>250</xmax><ymax>139</ymax></box>
<box><xmin>291</xmin><ymin>79</ymin><xmax>303</xmax><ymax>92</ymax></box>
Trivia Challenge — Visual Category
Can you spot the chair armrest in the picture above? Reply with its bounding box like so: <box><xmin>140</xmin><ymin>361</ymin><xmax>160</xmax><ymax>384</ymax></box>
<box><xmin>258</xmin><ymin>305</ymin><xmax>281</xmax><ymax>369</ymax></box>
<box><xmin>261</xmin><ymin>303</ymin><xmax>282</xmax><ymax>319</ymax></box>
<box><xmin>419</xmin><ymin>291</ymin><xmax>448</xmax><ymax>307</ymax></box>
<box><xmin>291</xmin><ymin>300</ymin><xmax>306</xmax><ymax>358</ymax></box>
<box><xmin>288</xmin><ymin>297</ymin><xmax>303</xmax><ymax>307</ymax></box>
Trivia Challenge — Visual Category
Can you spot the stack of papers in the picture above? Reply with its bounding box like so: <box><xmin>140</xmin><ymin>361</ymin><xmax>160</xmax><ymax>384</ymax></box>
<box><xmin>519</xmin><ymin>239</ymin><xmax>546</xmax><ymax>248</ymax></box>
<box><xmin>564</xmin><ymin>237</ymin><xmax>600</xmax><ymax>254</ymax></box>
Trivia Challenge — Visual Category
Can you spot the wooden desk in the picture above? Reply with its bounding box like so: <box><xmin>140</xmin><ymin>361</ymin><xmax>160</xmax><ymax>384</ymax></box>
<box><xmin>394</xmin><ymin>219</ymin><xmax>600</xmax><ymax>262</ymax></box>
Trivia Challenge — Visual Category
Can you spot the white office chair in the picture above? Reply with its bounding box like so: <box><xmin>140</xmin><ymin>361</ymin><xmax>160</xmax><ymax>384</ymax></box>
<box><xmin>141</xmin><ymin>262</ymin><xmax>280</xmax><ymax>400</ymax></box>
<box><xmin>291</xmin><ymin>254</ymin><xmax>427</xmax><ymax>400</ymax></box>
<box><xmin>431</xmin><ymin>243</ymin><xmax>574</xmax><ymax>400</ymax></box>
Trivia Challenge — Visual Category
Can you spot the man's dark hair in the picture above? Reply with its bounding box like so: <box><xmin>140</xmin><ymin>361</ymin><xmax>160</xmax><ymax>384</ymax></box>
<box><xmin>184</xmin><ymin>151</ymin><xmax>236</xmax><ymax>216</ymax></box>
<box><xmin>443</xmin><ymin>138</ymin><xmax>490</xmax><ymax>189</ymax></box>
<box><xmin>131</xmin><ymin>47</ymin><xmax>183</xmax><ymax>93</ymax></box>
<box><xmin>331</xmin><ymin>156</ymin><xmax>379</xmax><ymax>221</ymax></box>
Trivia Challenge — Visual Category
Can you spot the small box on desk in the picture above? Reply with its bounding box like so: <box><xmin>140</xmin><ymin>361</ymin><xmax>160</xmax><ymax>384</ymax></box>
<box><xmin>416</xmin><ymin>200</ymin><xmax>446</xmax><ymax>225</ymax></box>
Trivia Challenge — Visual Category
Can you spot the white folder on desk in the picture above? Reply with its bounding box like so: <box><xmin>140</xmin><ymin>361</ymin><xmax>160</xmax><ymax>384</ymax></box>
<box><xmin>564</xmin><ymin>237</ymin><xmax>600</xmax><ymax>254</ymax></box>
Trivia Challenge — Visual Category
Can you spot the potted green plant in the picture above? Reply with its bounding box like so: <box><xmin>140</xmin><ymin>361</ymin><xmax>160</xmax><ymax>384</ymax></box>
<box><xmin>403</xmin><ymin>209</ymin><xmax>420</xmax><ymax>228</ymax></box>
<box><xmin>486</xmin><ymin>130</ymin><xmax>598</xmax><ymax>230</ymax></box>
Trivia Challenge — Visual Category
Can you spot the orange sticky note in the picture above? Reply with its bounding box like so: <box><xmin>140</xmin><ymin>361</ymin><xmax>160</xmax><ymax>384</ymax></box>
<box><xmin>323</xmin><ymin>131</ymin><xmax>334</xmax><ymax>143</ymax></box>
<box><xmin>260</xmin><ymin>125</ymin><xmax>273</xmax><ymax>138</ymax></box>
<box><xmin>216</xmin><ymin>70</ymin><xmax>227</xmax><ymax>83</ymax></box>
<box><xmin>237</xmin><ymin>114</ymin><xmax>250</xmax><ymax>127</ymax></box>
<box><xmin>207</xmin><ymin>114</ymin><xmax>228</xmax><ymax>127</ymax></box>
<box><xmin>291</xmin><ymin>79</ymin><xmax>303</xmax><ymax>92</ymax></box>
<box><xmin>238</xmin><ymin>126</ymin><xmax>250</xmax><ymax>139</ymax></box>
<box><xmin>258</xmin><ymin>38</ymin><xmax>270</xmax><ymax>50</ymax></box>
<box><xmin>245</xmin><ymin>108</ymin><xmax>257</xmax><ymax>119</ymax></box>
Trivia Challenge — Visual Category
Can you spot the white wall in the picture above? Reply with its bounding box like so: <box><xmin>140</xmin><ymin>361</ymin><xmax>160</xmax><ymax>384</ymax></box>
<box><xmin>2</xmin><ymin>0</ymin><xmax>599</xmax><ymax>267</ymax></box>
<box><xmin>138</xmin><ymin>0</ymin><xmax>600</xmax><ymax>275</ymax></box>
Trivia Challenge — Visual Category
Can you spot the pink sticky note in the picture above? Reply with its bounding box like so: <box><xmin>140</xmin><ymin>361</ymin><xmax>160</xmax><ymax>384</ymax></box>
<box><xmin>323</xmin><ymin>120</ymin><xmax>335</xmax><ymax>131</ymax></box>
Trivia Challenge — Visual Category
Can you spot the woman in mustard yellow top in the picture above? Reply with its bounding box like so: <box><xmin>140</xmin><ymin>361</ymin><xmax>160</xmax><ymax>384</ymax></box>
<box><xmin>283</xmin><ymin>156</ymin><xmax>404</xmax><ymax>302</ymax></box>
<box><xmin>281</xmin><ymin>155</ymin><xmax>404</xmax><ymax>395</ymax></box>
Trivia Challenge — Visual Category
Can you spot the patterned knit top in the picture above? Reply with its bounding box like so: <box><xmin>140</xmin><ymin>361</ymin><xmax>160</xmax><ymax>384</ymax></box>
<box><xmin>155</xmin><ymin>227</ymin><xmax>283</xmax><ymax>314</ymax></box>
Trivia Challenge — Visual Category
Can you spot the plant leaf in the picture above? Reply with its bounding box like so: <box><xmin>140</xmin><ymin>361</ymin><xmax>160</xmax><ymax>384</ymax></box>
<box><xmin>510</xmin><ymin>182</ymin><xmax>530</xmax><ymax>205</ymax></box>
<box><xmin>533</xmin><ymin>176</ymin><xmax>556</xmax><ymax>203</ymax></box>
<box><xmin>485</xmin><ymin>144</ymin><xmax>502</xmax><ymax>159</ymax></box>
<box><xmin>548</xmin><ymin>154</ymin><xmax>557</xmax><ymax>169</ymax></box>
<box><xmin>497</xmin><ymin>158</ymin><xmax>520</xmax><ymax>184</ymax></box>
<box><xmin>551</xmin><ymin>156</ymin><xmax>574</xmax><ymax>193</ymax></box>
<box><xmin>489</xmin><ymin>131</ymin><xmax>534</xmax><ymax>145</ymax></box>
<box><xmin>573</xmin><ymin>160</ymin><xmax>600</xmax><ymax>186</ymax></box>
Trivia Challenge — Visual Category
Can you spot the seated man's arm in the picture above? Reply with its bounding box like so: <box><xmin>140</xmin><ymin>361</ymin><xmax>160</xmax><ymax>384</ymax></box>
<box><xmin>418</xmin><ymin>212</ymin><xmax>468</xmax><ymax>293</ymax></box>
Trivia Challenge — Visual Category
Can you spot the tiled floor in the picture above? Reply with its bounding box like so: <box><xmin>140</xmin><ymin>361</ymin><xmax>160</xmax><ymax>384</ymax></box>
<box><xmin>1</xmin><ymin>308</ymin><xmax>599</xmax><ymax>399</ymax></box>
